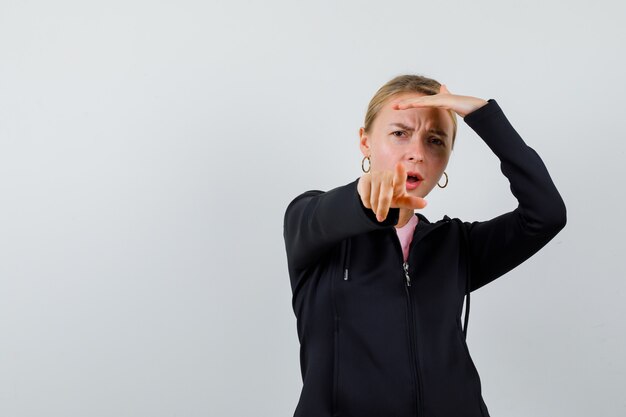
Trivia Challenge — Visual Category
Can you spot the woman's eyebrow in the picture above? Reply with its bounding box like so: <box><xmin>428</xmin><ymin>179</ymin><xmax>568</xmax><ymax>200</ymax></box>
<box><xmin>388</xmin><ymin>122</ymin><xmax>413</xmax><ymax>130</ymax></box>
<box><xmin>388</xmin><ymin>123</ymin><xmax>448</xmax><ymax>138</ymax></box>
<box><xmin>429</xmin><ymin>128</ymin><xmax>449</xmax><ymax>138</ymax></box>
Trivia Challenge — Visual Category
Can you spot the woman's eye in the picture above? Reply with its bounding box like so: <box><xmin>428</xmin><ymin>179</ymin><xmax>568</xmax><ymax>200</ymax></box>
<box><xmin>392</xmin><ymin>131</ymin><xmax>406</xmax><ymax>137</ymax></box>
<box><xmin>429</xmin><ymin>137</ymin><xmax>444</xmax><ymax>146</ymax></box>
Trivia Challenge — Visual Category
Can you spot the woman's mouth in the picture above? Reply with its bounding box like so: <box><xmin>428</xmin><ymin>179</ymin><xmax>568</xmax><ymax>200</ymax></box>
<box><xmin>406</xmin><ymin>172</ymin><xmax>422</xmax><ymax>190</ymax></box>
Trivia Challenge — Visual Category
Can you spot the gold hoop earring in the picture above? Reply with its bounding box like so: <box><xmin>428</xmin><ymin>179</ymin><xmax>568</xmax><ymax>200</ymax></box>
<box><xmin>437</xmin><ymin>171</ymin><xmax>448</xmax><ymax>188</ymax></box>
<box><xmin>361</xmin><ymin>155</ymin><xmax>371</xmax><ymax>173</ymax></box>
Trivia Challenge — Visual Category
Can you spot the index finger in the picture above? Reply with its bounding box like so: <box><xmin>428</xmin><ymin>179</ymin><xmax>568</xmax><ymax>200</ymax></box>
<box><xmin>395</xmin><ymin>194</ymin><xmax>428</xmax><ymax>210</ymax></box>
<box><xmin>393</xmin><ymin>161</ymin><xmax>406</xmax><ymax>195</ymax></box>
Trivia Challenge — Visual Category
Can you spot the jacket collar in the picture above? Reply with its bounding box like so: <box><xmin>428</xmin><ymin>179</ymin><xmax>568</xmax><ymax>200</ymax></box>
<box><xmin>414</xmin><ymin>212</ymin><xmax>451</xmax><ymax>231</ymax></box>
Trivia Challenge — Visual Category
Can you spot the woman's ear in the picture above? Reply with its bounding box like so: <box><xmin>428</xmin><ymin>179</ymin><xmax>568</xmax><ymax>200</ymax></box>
<box><xmin>359</xmin><ymin>127</ymin><xmax>370</xmax><ymax>156</ymax></box>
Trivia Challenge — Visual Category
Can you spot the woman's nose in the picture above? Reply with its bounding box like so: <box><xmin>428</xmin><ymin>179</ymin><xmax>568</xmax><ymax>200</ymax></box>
<box><xmin>408</xmin><ymin>141</ymin><xmax>425</xmax><ymax>163</ymax></box>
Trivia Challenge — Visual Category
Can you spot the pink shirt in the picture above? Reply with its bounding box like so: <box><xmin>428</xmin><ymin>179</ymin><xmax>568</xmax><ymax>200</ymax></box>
<box><xmin>394</xmin><ymin>214</ymin><xmax>418</xmax><ymax>262</ymax></box>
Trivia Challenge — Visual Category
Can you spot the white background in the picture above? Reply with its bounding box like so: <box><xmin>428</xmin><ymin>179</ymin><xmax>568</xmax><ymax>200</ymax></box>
<box><xmin>1</xmin><ymin>1</ymin><xmax>625</xmax><ymax>416</ymax></box>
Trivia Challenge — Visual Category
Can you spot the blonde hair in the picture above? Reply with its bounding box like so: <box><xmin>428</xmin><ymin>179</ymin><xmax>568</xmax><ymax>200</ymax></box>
<box><xmin>364</xmin><ymin>74</ymin><xmax>458</xmax><ymax>150</ymax></box>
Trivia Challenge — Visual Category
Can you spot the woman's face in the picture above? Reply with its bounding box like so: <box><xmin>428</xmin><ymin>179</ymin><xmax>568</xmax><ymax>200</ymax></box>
<box><xmin>359</xmin><ymin>92</ymin><xmax>454</xmax><ymax>198</ymax></box>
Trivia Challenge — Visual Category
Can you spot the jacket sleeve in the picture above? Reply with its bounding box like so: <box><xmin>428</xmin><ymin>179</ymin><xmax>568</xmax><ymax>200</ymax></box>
<box><xmin>461</xmin><ymin>99</ymin><xmax>567</xmax><ymax>292</ymax></box>
<box><xmin>283</xmin><ymin>178</ymin><xmax>400</xmax><ymax>275</ymax></box>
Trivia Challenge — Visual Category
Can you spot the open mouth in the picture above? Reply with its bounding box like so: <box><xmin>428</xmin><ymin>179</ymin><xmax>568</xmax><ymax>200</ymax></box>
<box><xmin>406</xmin><ymin>171</ymin><xmax>423</xmax><ymax>184</ymax></box>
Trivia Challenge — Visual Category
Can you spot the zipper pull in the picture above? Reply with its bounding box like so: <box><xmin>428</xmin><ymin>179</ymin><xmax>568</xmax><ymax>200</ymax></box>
<box><xmin>344</xmin><ymin>268</ymin><xmax>349</xmax><ymax>280</ymax></box>
<box><xmin>403</xmin><ymin>262</ymin><xmax>411</xmax><ymax>287</ymax></box>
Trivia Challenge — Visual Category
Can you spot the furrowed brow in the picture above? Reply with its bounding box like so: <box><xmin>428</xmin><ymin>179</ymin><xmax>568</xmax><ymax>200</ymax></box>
<box><xmin>428</xmin><ymin>128</ymin><xmax>448</xmax><ymax>138</ymax></box>
<box><xmin>389</xmin><ymin>123</ymin><xmax>448</xmax><ymax>139</ymax></box>
<box><xmin>388</xmin><ymin>123</ymin><xmax>413</xmax><ymax>130</ymax></box>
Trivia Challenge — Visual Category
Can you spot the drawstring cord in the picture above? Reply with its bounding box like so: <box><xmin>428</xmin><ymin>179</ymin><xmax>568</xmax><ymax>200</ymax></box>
<box><xmin>460</xmin><ymin>221</ymin><xmax>471</xmax><ymax>340</ymax></box>
<box><xmin>343</xmin><ymin>237</ymin><xmax>352</xmax><ymax>280</ymax></box>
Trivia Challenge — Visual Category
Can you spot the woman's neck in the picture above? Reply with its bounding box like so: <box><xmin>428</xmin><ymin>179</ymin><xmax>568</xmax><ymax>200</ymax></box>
<box><xmin>395</xmin><ymin>208</ymin><xmax>415</xmax><ymax>229</ymax></box>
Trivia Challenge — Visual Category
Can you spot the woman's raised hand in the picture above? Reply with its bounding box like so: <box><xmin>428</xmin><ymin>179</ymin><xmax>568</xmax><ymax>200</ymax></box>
<box><xmin>358</xmin><ymin>161</ymin><xmax>427</xmax><ymax>223</ymax></box>
<box><xmin>391</xmin><ymin>84</ymin><xmax>488</xmax><ymax>118</ymax></box>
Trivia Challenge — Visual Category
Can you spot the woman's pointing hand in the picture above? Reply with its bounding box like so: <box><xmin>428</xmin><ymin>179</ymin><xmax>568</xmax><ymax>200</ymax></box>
<box><xmin>358</xmin><ymin>161</ymin><xmax>427</xmax><ymax>223</ymax></box>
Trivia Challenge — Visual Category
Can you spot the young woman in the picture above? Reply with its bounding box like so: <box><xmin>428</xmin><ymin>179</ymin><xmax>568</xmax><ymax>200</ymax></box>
<box><xmin>283</xmin><ymin>75</ymin><xmax>567</xmax><ymax>417</ymax></box>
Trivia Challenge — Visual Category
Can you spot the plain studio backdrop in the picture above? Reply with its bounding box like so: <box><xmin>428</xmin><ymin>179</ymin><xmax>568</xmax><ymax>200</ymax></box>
<box><xmin>1</xmin><ymin>0</ymin><xmax>625</xmax><ymax>416</ymax></box>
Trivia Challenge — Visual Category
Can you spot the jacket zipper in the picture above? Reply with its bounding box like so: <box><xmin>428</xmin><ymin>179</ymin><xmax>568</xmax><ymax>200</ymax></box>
<box><xmin>403</xmin><ymin>262</ymin><xmax>411</xmax><ymax>286</ymax></box>
<box><xmin>392</xmin><ymin>228</ymin><xmax>423</xmax><ymax>417</ymax></box>
<box><xmin>403</xmin><ymin>260</ymin><xmax>424</xmax><ymax>417</ymax></box>
<box><xmin>394</xmin><ymin>215</ymin><xmax>450</xmax><ymax>417</ymax></box>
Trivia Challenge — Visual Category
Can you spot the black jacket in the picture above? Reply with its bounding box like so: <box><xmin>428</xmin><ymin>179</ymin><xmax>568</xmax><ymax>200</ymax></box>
<box><xmin>282</xmin><ymin>99</ymin><xmax>567</xmax><ymax>417</ymax></box>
